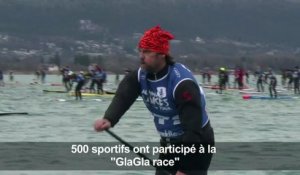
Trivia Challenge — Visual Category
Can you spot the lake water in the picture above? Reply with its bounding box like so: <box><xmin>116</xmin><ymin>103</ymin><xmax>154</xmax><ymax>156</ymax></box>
<box><xmin>0</xmin><ymin>74</ymin><xmax>299</xmax><ymax>175</ymax></box>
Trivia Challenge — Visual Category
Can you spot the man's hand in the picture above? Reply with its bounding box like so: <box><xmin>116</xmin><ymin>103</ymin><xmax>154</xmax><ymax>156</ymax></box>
<box><xmin>175</xmin><ymin>171</ymin><xmax>187</xmax><ymax>175</ymax></box>
<box><xmin>94</xmin><ymin>118</ymin><xmax>111</xmax><ymax>132</ymax></box>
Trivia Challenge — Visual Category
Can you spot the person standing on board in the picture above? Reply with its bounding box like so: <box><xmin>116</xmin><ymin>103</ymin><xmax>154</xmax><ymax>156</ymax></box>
<box><xmin>94</xmin><ymin>68</ymin><xmax>104</xmax><ymax>94</ymax></box>
<box><xmin>40</xmin><ymin>69</ymin><xmax>46</xmax><ymax>84</ymax></box>
<box><xmin>281</xmin><ymin>69</ymin><xmax>287</xmax><ymax>87</ymax></box>
<box><xmin>237</xmin><ymin>68</ymin><xmax>245</xmax><ymax>89</ymax></box>
<box><xmin>94</xmin><ymin>26</ymin><xmax>214</xmax><ymax>175</ymax></box>
<box><xmin>257</xmin><ymin>71</ymin><xmax>265</xmax><ymax>92</ymax></box>
<box><xmin>268</xmin><ymin>73</ymin><xmax>277</xmax><ymax>98</ymax></box>
<box><xmin>207</xmin><ymin>71</ymin><xmax>211</xmax><ymax>85</ymax></box>
<box><xmin>286</xmin><ymin>70</ymin><xmax>293</xmax><ymax>90</ymax></box>
<box><xmin>71</xmin><ymin>71</ymin><xmax>85</xmax><ymax>100</ymax></box>
<box><xmin>61</xmin><ymin>66</ymin><xmax>72</xmax><ymax>92</ymax></box>
<box><xmin>293</xmin><ymin>66</ymin><xmax>300</xmax><ymax>94</ymax></box>
<box><xmin>245</xmin><ymin>70</ymin><xmax>249</xmax><ymax>85</ymax></box>
<box><xmin>0</xmin><ymin>70</ymin><xmax>4</xmax><ymax>86</ymax></box>
<box><xmin>218</xmin><ymin>67</ymin><xmax>227</xmax><ymax>94</ymax></box>
<box><xmin>202</xmin><ymin>70</ymin><xmax>207</xmax><ymax>84</ymax></box>
<box><xmin>88</xmin><ymin>64</ymin><xmax>97</xmax><ymax>93</ymax></box>
<box><xmin>9</xmin><ymin>71</ymin><xmax>14</xmax><ymax>82</ymax></box>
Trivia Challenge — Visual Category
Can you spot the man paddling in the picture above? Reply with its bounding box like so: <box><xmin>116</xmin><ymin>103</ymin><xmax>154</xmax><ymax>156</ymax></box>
<box><xmin>269</xmin><ymin>73</ymin><xmax>277</xmax><ymax>98</ymax></box>
<box><xmin>61</xmin><ymin>66</ymin><xmax>73</xmax><ymax>92</ymax></box>
<box><xmin>0</xmin><ymin>70</ymin><xmax>4</xmax><ymax>86</ymax></box>
<box><xmin>257</xmin><ymin>71</ymin><xmax>265</xmax><ymax>92</ymax></box>
<box><xmin>218</xmin><ymin>67</ymin><xmax>227</xmax><ymax>94</ymax></box>
<box><xmin>293</xmin><ymin>66</ymin><xmax>300</xmax><ymax>94</ymax></box>
<box><xmin>94</xmin><ymin>26</ymin><xmax>214</xmax><ymax>175</ymax></box>
<box><xmin>70</xmin><ymin>71</ymin><xmax>85</xmax><ymax>100</ymax></box>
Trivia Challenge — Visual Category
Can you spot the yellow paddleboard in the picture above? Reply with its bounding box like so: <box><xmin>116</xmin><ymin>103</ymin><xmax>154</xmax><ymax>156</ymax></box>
<box><xmin>69</xmin><ymin>92</ymin><xmax>115</xmax><ymax>97</ymax></box>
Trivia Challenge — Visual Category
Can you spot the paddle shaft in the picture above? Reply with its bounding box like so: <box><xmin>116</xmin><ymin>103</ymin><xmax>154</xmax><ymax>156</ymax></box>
<box><xmin>0</xmin><ymin>112</ymin><xmax>28</xmax><ymax>116</ymax></box>
<box><xmin>105</xmin><ymin>129</ymin><xmax>154</xmax><ymax>164</ymax></box>
<box><xmin>105</xmin><ymin>129</ymin><xmax>172</xmax><ymax>174</ymax></box>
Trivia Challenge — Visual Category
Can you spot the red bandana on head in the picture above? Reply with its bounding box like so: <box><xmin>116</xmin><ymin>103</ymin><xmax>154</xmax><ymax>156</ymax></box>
<box><xmin>138</xmin><ymin>26</ymin><xmax>174</xmax><ymax>55</ymax></box>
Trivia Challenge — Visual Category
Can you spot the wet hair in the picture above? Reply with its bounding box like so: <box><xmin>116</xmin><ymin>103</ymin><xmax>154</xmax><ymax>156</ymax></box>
<box><xmin>155</xmin><ymin>53</ymin><xmax>175</xmax><ymax>65</ymax></box>
<box><xmin>165</xmin><ymin>55</ymin><xmax>175</xmax><ymax>65</ymax></box>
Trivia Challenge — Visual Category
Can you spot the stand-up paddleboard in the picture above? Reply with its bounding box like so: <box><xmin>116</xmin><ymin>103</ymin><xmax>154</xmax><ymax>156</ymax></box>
<box><xmin>56</xmin><ymin>98</ymin><xmax>103</xmax><ymax>102</ymax></box>
<box><xmin>214</xmin><ymin>90</ymin><xmax>233</xmax><ymax>95</ymax></box>
<box><xmin>202</xmin><ymin>84</ymin><xmax>251</xmax><ymax>90</ymax></box>
<box><xmin>0</xmin><ymin>112</ymin><xmax>28</xmax><ymax>116</ymax></box>
<box><xmin>43</xmin><ymin>90</ymin><xmax>67</xmax><ymax>93</ymax></box>
<box><xmin>29</xmin><ymin>82</ymin><xmax>40</xmax><ymax>85</ymax></box>
<box><xmin>240</xmin><ymin>90</ymin><xmax>292</xmax><ymax>96</ymax></box>
<box><xmin>242</xmin><ymin>95</ymin><xmax>297</xmax><ymax>100</ymax></box>
<box><xmin>239</xmin><ymin>91</ymin><xmax>263</xmax><ymax>94</ymax></box>
<box><xmin>69</xmin><ymin>91</ymin><xmax>115</xmax><ymax>97</ymax></box>
<box><xmin>104</xmin><ymin>90</ymin><xmax>116</xmax><ymax>95</ymax></box>
<box><xmin>218</xmin><ymin>87</ymin><xmax>252</xmax><ymax>90</ymax></box>
<box><xmin>49</xmin><ymin>83</ymin><xmax>63</xmax><ymax>86</ymax></box>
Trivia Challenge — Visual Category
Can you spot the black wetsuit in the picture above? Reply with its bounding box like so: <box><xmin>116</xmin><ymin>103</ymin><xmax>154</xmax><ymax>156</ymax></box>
<box><xmin>9</xmin><ymin>72</ymin><xmax>13</xmax><ymax>81</ymax></box>
<box><xmin>202</xmin><ymin>72</ymin><xmax>207</xmax><ymax>84</ymax></box>
<box><xmin>257</xmin><ymin>74</ymin><xmax>264</xmax><ymax>92</ymax></box>
<box><xmin>61</xmin><ymin>69</ymin><xmax>72</xmax><ymax>92</ymax></box>
<box><xmin>218</xmin><ymin>71</ymin><xmax>227</xmax><ymax>93</ymax></box>
<box><xmin>41</xmin><ymin>70</ymin><xmax>46</xmax><ymax>84</ymax></box>
<box><xmin>89</xmin><ymin>73</ymin><xmax>97</xmax><ymax>93</ymax></box>
<box><xmin>0</xmin><ymin>71</ymin><xmax>3</xmax><ymax>86</ymax></box>
<box><xmin>75</xmin><ymin>74</ymin><xmax>85</xmax><ymax>100</ymax></box>
<box><xmin>207</xmin><ymin>73</ymin><xmax>211</xmax><ymax>84</ymax></box>
<box><xmin>0</xmin><ymin>71</ymin><xmax>3</xmax><ymax>81</ymax></box>
<box><xmin>281</xmin><ymin>71</ymin><xmax>287</xmax><ymax>86</ymax></box>
<box><xmin>245</xmin><ymin>72</ymin><xmax>249</xmax><ymax>84</ymax></box>
<box><xmin>293</xmin><ymin>71</ymin><xmax>300</xmax><ymax>94</ymax></box>
<box><xmin>269</xmin><ymin>75</ymin><xmax>277</xmax><ymax>98</ymax></box>
<box><xmin>103</xmin><ymin>63</ymin><xmax>214</xmax><ymax>175</ymax></box>
<box><xmin>286</xmin><ymin>71</ymin><xmax>293</xmax><ymax>90</ymax></box>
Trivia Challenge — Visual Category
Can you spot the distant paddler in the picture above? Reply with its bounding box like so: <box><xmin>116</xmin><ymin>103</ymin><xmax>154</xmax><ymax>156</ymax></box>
<box><xmin>268</xmin><ymin>72</ymin><xmax>277</xmax><ymax>98</ymax></box>
<box><xmin>256</xmin><ymin>71</ymin><xmax>265</xmax><ymax>92</ymax></box>
<box><xmin>9</xmin><ymin>71</ymin><xmax>14</xmax><ymax>82</ymax></box>
<box><xmin>237</xmin><ymin>67</ymin><xmax>245</xmax><ymax>90</ymax></box>
<box><xmin>286</xmin><ymin>70</ymin><xmax>293</xmax><ymax>90</ymax></box>
<box><xmin>88</xmin><ymin>64</ymin><xmax>97</xmax><ymax>93</ymax></box>
<box><xmin>35</xmin><ymin>70</ymin><xmax>40</xmax><ymax>80</ymax></box>
<box><xmin>70</xmin><ymin>71</ymin><xmax>86</xmax><ymax>100</ymax></box>
<box><xmin>94</xmin><ymin>67</ymin><xmax>107</xmax><ymax>95</ymax></box>
<box><xmin>40</xmin><ymin>69</ymin><xmax>46</xmax><ymax>84</ymax></box>
<box><xmin>60</xmin><ymin>66</ymin><xmax>73</xmax><ymax>92</ymax></box>
<box><xmin>245</xmin><ymin>70</ymin><xmax>250</xmax><ymax>85</ymax></box>
<box><xmin>115</xmin><ymin>73</ymin><xmax>120</xmax><ymax>85</ymax></box>
<box><xmin>293</xmin><ymin>66</ymin><xmax>300</xmax><ymax>94</ymax></box>
<box><xmin>218</xmin><ymin>67</ymin><xmax>227</xmax><ymax>94</ymax></box>
<box><xmin>0</xmin><ymin>70</ymin><xmax>4</xmax><ymax>86</ymax></box>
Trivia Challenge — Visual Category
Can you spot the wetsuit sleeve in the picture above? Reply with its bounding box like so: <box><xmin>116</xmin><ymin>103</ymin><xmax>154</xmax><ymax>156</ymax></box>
<box><xmin>174</xmin><ymin>80</ymin><xmax>203</xmax><ymax>142</ymax></box>
<box><xmin>103</xmin><ymin>70</ymin><xmax>141</xmax><ymax>127</ymax></box>
<box><xmin>174</xmin><ymin>80</ymin><xmax>204</xmax><ymax>172</ymax></box>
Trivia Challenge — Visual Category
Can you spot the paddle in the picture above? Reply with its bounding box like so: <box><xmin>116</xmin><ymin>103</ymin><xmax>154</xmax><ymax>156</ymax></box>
<box><xmin>0</xmin><ymin>112</ymin><xmax>28</xmax><ymax>116</ymax></box>
<box><xmin>43</xmin><ymin>90</ymin><xmax>67</xmax><ymax>93</ymax></box>
<box><xmin>105</xmin><ymin>129</ymin><xmax>172</xmax><ymax>174</ymax></box>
